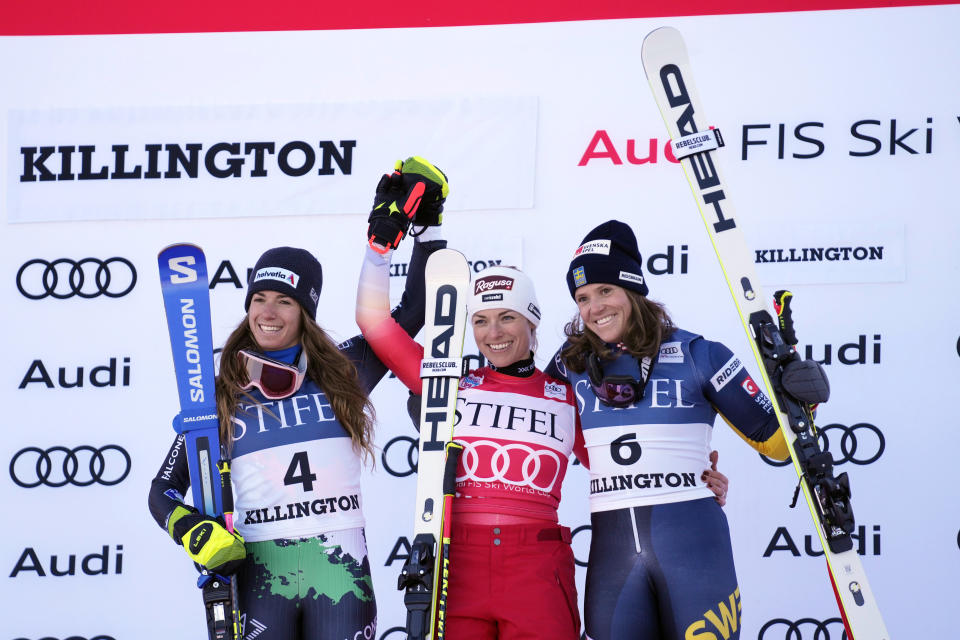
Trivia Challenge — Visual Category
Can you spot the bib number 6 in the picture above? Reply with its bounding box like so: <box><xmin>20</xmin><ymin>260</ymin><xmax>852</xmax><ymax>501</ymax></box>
<box><xmin>610</xmin><ymin>433</ymin><xmax>642</xmax><ymax>466</ymax></box>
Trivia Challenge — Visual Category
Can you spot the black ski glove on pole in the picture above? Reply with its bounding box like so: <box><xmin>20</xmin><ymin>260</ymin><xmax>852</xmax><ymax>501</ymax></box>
<box><xmin>781</xmin><ymin>358</ymin><xmax>830</xmax><ymax>405</ymax></box>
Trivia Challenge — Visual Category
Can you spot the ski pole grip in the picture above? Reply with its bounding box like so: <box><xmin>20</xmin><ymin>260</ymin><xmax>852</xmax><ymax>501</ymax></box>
<box><xmin>442</xmin><ymin>442</ymin><xmax>464</xmax><ymax>496</ymax></box>
<box><xmin>217</xmin><ymin>458</ymin><xmax>236</xmax><ymax>533</ymax></box>
<box><xmin>773</xmin><ymin>290</ymin><xmax>798</xmax><ymax>346</ymax></box>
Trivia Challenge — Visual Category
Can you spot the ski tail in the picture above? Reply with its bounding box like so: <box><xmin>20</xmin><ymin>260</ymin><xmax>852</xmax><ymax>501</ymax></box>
<box><xmin>641</xmin><ymin>27</ymin><xmax>889</xmax><ymax>639</ymax></box>
<box><xmin>827</xmin><ymin>561</ymin><xmax>855</xmax><ymax>639</ymax></box>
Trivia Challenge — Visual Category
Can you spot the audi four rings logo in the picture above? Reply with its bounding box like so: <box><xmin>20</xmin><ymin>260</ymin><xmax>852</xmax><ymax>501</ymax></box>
<box><xmin>381</xmin><ymin>436</ymin><xmax>419</xmax><ymax>478</ymax></box>
<box><xmin>758</xmin><ymin>617</ymin><xmax>846</xmax><ymax>640</ymax></box>
<box><xmin>16</xmin><ymin>257</ymin><xmax>137</xmax><ymax>299</ymax></box>
<box><xmin>458</xmin><ymin>440</ymin><xmax>562</xmax><ymax>492</ymax></box>
<box><xmin>761</xmin><ymin>423</ymin><xmax>884</xmax><ymax>467</ymax></box>
<box><xmin>10</xmin><ymin>445</ymin><xmax>131</xmax><ymax>487</ymax></box>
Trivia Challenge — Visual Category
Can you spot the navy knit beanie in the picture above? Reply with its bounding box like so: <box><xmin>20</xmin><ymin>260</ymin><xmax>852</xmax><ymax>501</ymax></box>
<box><xmin>244</xmin><ymin>247</ymin><xmax>323</xmax><ymax>319</ymax></box>
<box><xmin>566</xmin><ymin>220</ymin><xmax>649</xmax><ymax>297</ymax></box>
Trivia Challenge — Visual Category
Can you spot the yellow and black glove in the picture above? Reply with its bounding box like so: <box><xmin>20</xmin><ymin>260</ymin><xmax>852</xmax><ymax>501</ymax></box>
<box><xmin>402</xmin><ymin>156</ymin><xmax>448</xmax><ymax>228</ymax></box>
<box><xmin>168</xmin><ymin>505</ymin><xmax>246</xmax><ymax>575</ymax></box>
<box><xmin>367</xmin><ymin>156</ymin><xmax>448</xmax><ymax>254</ymax></box>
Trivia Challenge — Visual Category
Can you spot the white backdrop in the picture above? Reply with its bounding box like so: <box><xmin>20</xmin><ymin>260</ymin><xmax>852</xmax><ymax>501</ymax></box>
<box><xmin>2</xmin><ymin>5</ymin><xmax>958</xmax><ymax>640</ymax></box>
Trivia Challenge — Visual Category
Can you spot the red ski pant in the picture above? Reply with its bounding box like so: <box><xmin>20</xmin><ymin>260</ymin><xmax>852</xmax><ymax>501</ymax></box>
<box><xmin>444</xmin><ymin>522</ymin><xmax>580</xmax><ymax>640</ymax></box>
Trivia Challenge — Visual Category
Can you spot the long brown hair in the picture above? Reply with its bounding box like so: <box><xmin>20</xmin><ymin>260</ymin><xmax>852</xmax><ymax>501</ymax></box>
<box><xmin>215</xmin><ymin>306</ymin><xmax>376</xmax><ymax>461</ymax></box>
<box><xmin>561</xmin><ymin>289</ymin><xmax>675</xmax><ymax>374</ymax></box>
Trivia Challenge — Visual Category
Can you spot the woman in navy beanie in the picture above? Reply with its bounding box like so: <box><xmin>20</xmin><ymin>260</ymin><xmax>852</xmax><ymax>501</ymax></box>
<box><xmin>545</xmin><ymin>219</ymin><xmax>829</xmax><ymax>640</ymax></box>
<box><xmin>149</xmin><ymin>157</ymin><xmax>449</xmax><ymax>640</ymax></box>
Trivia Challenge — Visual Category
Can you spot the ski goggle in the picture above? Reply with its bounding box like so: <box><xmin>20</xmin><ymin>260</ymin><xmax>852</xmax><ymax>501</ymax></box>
<box><xmin>586</xmin><ymin>351</ymin><xmax>646</xmax><ymax>408</ymax></box>
<box><xmin>238</xmin><ymin>349</ymin><xmax>307</xmax><ymax>400</ymax></box>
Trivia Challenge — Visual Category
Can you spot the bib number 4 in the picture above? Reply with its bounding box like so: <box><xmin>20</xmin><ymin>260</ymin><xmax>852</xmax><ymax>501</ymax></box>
<box><xmin>283</xmin><ymin>451</ymin><xmax>317</xmax><ymax>492</ymax></box>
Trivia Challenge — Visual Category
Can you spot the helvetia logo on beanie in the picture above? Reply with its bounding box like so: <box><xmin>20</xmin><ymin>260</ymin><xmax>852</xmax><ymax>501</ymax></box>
<box><xmin>254</xmin><ymin>267</ymin><xmax>299</xmax><ymax>286</ymax></box>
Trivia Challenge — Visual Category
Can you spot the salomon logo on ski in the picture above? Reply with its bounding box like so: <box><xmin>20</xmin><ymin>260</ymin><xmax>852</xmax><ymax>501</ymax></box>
<box><xmin>168</xmin><ymin>255</ymin><xmax>199</xmax><ymax>283</ymax></box>
<box><xmin>158</xmin><ymin>243</ymin><xmax>240</xmax><ymax>640</ymax></box>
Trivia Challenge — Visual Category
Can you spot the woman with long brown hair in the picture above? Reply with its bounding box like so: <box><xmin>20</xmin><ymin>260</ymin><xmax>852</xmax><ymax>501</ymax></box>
<box><xmin>546</xmin><ymin>219</ymin><xmax>829</xmax><ymax>640</ymax></box>
<box><xmin>148</xmin><ymin>158</ymin><xmax>449</xmax><ymax>639</ymax></box>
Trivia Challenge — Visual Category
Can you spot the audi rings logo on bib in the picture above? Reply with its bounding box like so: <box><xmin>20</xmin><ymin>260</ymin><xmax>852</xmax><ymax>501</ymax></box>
<box><xmin>458</xmin><ymin>439</ymin><xmax>561</xmax><ymax>493</ymax></box>
<box><xmin>761</xmin><ymin>423</ymin><xmax>885</xmax><ymax>467</ymax></box>
<box><xmin>17</xmin><ymin>257</ymin><xmax>137</xmax><ymax>300</ymax></box>
<box><xmin>10</xmin><ymin>445</ymin><xmax>131</xmax><ymax>488</ymax></box>
<box><xmin>758</xmin><ymin>617</ymin><xmax>847</xmax><ymax>640</ymax></box>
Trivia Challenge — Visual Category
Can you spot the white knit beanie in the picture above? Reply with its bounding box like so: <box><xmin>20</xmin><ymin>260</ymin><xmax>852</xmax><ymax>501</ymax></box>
<box><xmin>468</xmin><ymin>266</ymin><xmax>541</xmax><ymax>327</ymax></box>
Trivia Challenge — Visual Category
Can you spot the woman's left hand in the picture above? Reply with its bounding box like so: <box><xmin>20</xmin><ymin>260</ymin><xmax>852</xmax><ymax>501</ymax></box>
<box><xmin>702</xmin><ymin>450</ymin><xmax>729</xmax><ymax>507</ymax></box>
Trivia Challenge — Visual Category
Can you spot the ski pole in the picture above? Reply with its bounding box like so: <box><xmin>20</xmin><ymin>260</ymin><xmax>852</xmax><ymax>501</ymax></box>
<box><xmin>218</xmin><ymin>455</ymin><xmax>242</xmax><ymax>640</ymax></box>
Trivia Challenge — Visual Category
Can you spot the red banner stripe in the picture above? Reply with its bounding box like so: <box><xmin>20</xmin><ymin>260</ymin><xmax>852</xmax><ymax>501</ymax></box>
<box><xmin>3</xmin><ymin>0</ymin><xmax>954</xmax><ymax>36</ymax></box>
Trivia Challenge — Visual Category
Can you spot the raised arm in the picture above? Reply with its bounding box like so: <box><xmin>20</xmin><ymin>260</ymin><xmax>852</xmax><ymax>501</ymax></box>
<box><xmin>355</xmin><ymin>243</ymin><xmax>427</xmax><ymax>392</ymax></box>
<box><xmin>354</xmin><ymin>157</ymin><xmax>450</xmax><ymax>393</ymax></box>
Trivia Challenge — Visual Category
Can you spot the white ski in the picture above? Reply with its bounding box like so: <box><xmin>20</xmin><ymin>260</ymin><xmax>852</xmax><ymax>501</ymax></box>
<box><xmin>642</xmin><ymin>26</ymin><xmax>889</xmax><ymax>640</ymax></box>
<box><xmin>398</xmin><ymin>248</ymin><xmax>471</xmax><ymax>640</ymax></box>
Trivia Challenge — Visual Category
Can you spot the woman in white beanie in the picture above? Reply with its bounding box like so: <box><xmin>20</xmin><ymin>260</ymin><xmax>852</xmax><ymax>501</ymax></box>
<box><xmin>358</xmin><ymin>259</ymin><xmax>586</xmax><ymax>639</ymax></box>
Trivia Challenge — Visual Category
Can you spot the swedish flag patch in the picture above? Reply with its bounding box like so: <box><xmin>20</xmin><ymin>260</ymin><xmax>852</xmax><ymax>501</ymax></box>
<box><xmin>573</xmin><ymin>266</ymin><xmax>586</xmax><ymax>287</ymax></box>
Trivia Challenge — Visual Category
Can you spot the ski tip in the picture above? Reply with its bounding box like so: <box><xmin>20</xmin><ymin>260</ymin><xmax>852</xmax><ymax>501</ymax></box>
<box><xmin>644</xmin><ymin>25</ymin><xmax>680</xmax><ymax>41</ymax></box>
<box><xmin>427</xmin><ymin>248</ymin><xmax>471</xmax><ymax>279</ymax></box>
<box><xmin>641</xmin><ymin>26</ymin><xmax>686</xmax><ymax>72</ymax></box>
<box><xmin>158</xmin><ymin>242</ymin><xmax>204</xmax><ymax>257</ymax></box>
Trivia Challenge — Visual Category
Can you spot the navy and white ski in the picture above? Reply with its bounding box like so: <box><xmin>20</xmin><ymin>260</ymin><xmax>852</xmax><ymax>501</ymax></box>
<box><xmin>397</xmin><ymin>248</ymin><xmax>471</xmax><ymax>640</ymax></box>
<box><xmin>158</xmin><ymin>243</ymin><xmax>240</xmax><ymax>640</ymax></box>
<box><xmin>641</xmin><ymin>27</ymin><xmax>889</xmax><ymax>640</ymax></box>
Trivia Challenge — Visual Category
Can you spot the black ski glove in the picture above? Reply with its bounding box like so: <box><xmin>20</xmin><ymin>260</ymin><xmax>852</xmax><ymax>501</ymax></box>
<box><xmin>367</xmin><ymin>157</ymin><xmax>448</xmax><ymax>254</ymax></box>
<box><xmin>403</xmin><ymin>156</ymin><xmax>448</xmax><ymax>228</ymax></box>
<box><xmin>781</xmin><ymin>359</ymin><xmax>830</xmax><ymax>405</ymax></box>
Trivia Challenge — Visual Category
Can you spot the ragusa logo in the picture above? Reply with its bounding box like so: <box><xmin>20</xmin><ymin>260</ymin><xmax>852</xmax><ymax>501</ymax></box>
<box><xmin>474</xmin><ymin>276</ymin><xmax>514</xmax><ymax>294</ymax></box>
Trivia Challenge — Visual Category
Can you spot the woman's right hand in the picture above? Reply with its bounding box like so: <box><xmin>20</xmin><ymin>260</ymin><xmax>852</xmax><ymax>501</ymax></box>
<box><xmin>168</xmin><ymin>505</ymin><xmax>246</xmax><ymax>575</ymax></box>
<box><xmin>701</xmin><ymin>450</ymin><xmax>729</xmax><ymax>507</ymax></box>
<box><xmin>366</xmin><ymin>157</ymin><xmax>448</xmax><ymax>253</ymax></box>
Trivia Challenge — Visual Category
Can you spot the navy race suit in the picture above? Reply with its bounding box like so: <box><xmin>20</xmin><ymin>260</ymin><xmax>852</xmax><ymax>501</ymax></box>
<box><xmin>546</xmin><ymin>328</ymin><xmax>787</xmax><ymax>640</ymax></box>
<box><xmin>148</xmin><ymin>238</ymin><xmax>445</xmax><ymax>640</ymax></box>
